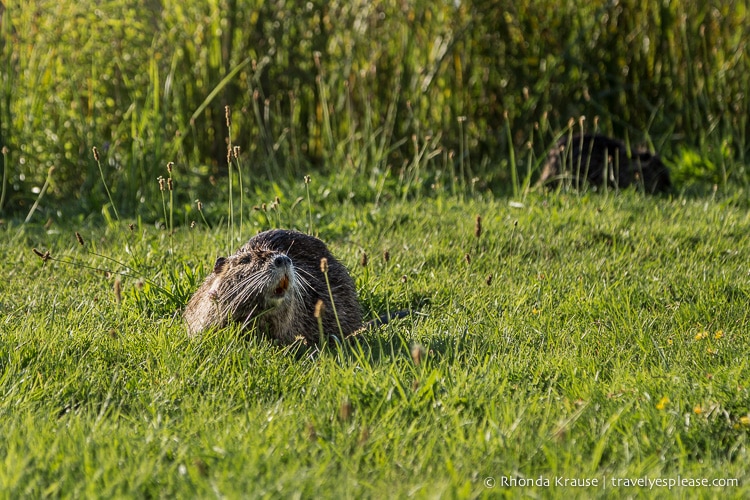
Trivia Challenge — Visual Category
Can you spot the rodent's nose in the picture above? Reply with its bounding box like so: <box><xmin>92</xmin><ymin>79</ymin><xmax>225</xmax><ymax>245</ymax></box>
<box><xmin>273</xmin><ymin>255</ymin><xmax>292</xmax><ymax>268</ymax></box>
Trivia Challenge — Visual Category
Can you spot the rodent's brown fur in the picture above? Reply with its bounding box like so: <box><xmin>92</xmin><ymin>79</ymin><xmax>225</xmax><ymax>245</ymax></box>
<box><xmin>184</xmin><ymin>229</ymin><xmax>363</xmax><ymax>345</ymax></box>
<box><xmin>538</xmin><ymin>134</ymin><xmax>671</xmax><ymax>193</ymax></box>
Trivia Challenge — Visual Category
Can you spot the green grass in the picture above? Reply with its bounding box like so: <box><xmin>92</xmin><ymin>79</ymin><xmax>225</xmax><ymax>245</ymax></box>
<box><xmin>2</xmin><ymin>186</ymin><xmax>750</xmax><ymax>498</ymax></box>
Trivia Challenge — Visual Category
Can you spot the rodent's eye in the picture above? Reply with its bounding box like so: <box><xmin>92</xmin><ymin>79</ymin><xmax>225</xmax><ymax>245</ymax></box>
<box><xmin>239</xmin><ymin>254</ymin><xmax>254</xmax><ymax>265</ymax></box>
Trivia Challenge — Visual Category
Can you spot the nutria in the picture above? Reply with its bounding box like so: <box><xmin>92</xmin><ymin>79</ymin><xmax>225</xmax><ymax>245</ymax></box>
<box><xmin>538</xmin><ymin>134</ymin><xmax>671</xmax><ymax>193</ymax></box>
<box><xmin>184</xmin><ymin>229</ymin><xmax>363</xmax><ymax>345</ymax></box>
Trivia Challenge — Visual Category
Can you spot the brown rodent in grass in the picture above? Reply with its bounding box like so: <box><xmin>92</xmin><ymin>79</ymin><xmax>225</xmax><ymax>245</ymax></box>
<box><xmin>184</xmin><ymin>229</ymin><xmax>363</xmax><ymax>345</ymax></box>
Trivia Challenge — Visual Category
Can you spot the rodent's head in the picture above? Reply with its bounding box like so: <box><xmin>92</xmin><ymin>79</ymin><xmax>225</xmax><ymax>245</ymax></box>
<box><xmin>185</xmin><ymin>228</ymin><xmax>363</xmax><ymax>342</ymax></box>
<box><xmin>208</xmin><ymin>246</ymin><xmax>302</xmax><ymax>324</ymax></box>
<box><xmin>635</xmin><ymin>152</ymin><xmax>672</xmax><ymax>193</ymax></box>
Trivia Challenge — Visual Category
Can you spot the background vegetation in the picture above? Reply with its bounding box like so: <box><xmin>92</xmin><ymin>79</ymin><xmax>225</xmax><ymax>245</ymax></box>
<box><xmin>0</xmin><ymin>0</ymin><xmax>748</xmax><ymax>218</ymax></box>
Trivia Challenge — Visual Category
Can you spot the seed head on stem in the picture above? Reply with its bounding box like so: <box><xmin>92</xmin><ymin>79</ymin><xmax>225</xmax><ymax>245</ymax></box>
<box><xmin>314</xmin><ymin>299</ymin><xmax>325</xmax><ymax>319</ymax></box>
<box><xmin>114</xmin><ymin>278</ymin><xmax>122</xmax><ymax>304</ymax></box>
<box><xmin>32</xmin><ymin>248</ymin><xmax>51</xmax><ymax>262</ymax></box>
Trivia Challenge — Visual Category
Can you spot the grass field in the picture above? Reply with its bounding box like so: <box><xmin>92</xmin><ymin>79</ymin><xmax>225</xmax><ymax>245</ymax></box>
<box><xmin>2</xmin><ymin>183</ymin><xmax>750</xmax><ymax>498</ymax></box>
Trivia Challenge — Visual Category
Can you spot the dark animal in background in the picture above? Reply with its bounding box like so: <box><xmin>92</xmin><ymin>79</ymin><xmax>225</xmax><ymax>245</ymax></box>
<box><xmin>538</xmin><ymin>134</ymin><xmax>671</xmax><ymax>193</ymax></box>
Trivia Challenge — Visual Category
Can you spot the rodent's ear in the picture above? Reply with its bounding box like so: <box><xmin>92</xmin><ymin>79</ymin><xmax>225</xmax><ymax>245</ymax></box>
<box><xmin>213</xmin><ymin>257</ymin><xmax>227</xmax><ymax>273</ymax></box>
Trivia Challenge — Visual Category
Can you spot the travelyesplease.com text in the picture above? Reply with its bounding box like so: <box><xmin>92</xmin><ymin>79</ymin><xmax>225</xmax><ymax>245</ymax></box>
<box><xmin>484</xmin><ymin>475</ymin><xmax>738</xmax><ymax>490</ymax></box>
